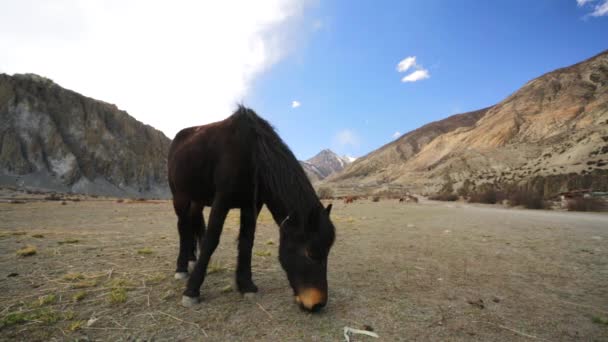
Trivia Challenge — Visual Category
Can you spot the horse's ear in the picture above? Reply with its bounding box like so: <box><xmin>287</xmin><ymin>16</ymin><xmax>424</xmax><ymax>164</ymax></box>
<box><xmin>325</xmin><ymin>203</ymin><xmax>332</xmax><ymax>216</ymax></box>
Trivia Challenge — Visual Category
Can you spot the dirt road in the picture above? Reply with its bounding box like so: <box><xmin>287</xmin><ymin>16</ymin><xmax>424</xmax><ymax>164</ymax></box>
<box><xmin>1</xmin><ymin>197</ymin><xmax>607</xmax><ymax>341</ymax></box>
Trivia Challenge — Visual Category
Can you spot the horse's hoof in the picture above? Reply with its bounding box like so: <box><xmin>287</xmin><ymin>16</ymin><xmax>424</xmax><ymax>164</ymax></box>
<box><xmin>187</xmin><ymin>261</ymin><xmax>196</xmax><ymax>273</ymax></box>
<box><xmin>243</xmin><ymin>292</ymin><xmax>258</xmax><ymax>301</ymax></box>
<box><xmin>174</xmin><ymin>272</ymin><xmax>188</xmax><ymax>280</ymax></box>
<box><xmin>181</xmin><ymin>295</ymin><xmax>200</xmax><ymax>307</ymax></box>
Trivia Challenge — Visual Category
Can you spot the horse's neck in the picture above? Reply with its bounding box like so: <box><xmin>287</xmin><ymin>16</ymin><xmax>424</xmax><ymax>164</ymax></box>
<box><xmin>264</xmin><ymin>197</ymin><xmax>290</xmax><ymax>225</ymax></box>
<box><xmin>264</xmin><ymin>195</ymin><xmax>319</xmax><ymax>227</ymax></box>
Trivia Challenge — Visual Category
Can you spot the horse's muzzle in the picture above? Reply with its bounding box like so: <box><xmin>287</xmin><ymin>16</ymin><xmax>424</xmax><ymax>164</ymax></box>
<box><xmin>295</xmin><ymin>288</ymin><xmax>327</xmax><ymax>312</ymax></box>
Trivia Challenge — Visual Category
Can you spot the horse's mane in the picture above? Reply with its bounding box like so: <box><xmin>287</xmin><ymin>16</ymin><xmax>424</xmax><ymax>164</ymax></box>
<box><xmin>230</xmin><ymin>106</ymin><xmax>320</xmax><ymax>218</ymax></box>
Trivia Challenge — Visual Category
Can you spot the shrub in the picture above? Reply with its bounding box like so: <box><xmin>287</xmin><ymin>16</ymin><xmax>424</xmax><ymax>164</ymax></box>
<box><xmin>429</xmin><ymin>193</ymin><xmax>458</xmax><ymax>201</ymax></box>
<box><xmin>469</xmin><ymin>189</ymin><xmax>504</xmax><ymax>204</ymax></box>
<box><xmin>508</xmin><ymin>189</ymin><xmax>545</xmax><ymax>209</ymax></box>
<box><xmin>317</xmin><ymin>187</ymin><xmax>334</xmax><ymax>199</ymax></box>
<box><xmin>566</xmin><ymin>197</ymin><xmax>605</xmax><ymax>212</ymax></box>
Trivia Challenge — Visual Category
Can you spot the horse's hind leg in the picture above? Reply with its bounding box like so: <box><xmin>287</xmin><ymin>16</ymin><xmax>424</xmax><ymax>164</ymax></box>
<box><xmin>173</xmin><ymin>194</ymin><xmax>194</xmax><ymax>280</ymax></box>
<box><xmin>236</xmin><ymin>203</ymin><xmax>262</xmax><ymax>295</ymax></box>
<box><xmin>188</xmin><ymin>202</ymin><xmax>205</xmax><ymax>273</ymax></box>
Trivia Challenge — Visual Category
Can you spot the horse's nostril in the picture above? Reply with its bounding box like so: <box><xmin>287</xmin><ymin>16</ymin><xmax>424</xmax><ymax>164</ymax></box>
<box><xmin>311</xmin><ymin>301</ymin><xmax>326</xmax><ymax>312</ymax></box>
<box><xmin>299</xmin><ymin>301</ymin><xmax>326</xmax><ymax>313</ymax></box>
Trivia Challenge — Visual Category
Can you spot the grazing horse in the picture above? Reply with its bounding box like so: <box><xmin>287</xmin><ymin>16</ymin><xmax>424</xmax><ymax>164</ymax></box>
<box><xmin>168</xmin><ymin>106</ymin><xmax>336</xmax><ymax>312</ymax></box>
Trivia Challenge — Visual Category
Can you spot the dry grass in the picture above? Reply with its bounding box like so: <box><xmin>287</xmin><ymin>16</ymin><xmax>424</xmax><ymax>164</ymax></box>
<box><xmin>1</xmin><ymin>196</ymin><xmax>607</xmax><ymax>341</ymax></box>
<box><xmin>63</xmin><ymin>272</ymin><xmax>85</xmax><ymax>281</ymax></box>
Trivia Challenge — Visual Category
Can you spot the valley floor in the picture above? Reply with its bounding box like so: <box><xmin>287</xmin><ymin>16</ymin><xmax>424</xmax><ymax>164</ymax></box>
<box><xmin>0</xmin><ymin>195</ymin><xmax>607</xmax><ymax>341</ymax></box>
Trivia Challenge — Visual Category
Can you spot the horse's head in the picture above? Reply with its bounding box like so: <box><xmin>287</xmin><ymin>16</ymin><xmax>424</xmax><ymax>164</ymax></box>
<box><xmin>278</xmin><ymin>204</ymin><xmax>335</xmax><ymax>312</ymax></box>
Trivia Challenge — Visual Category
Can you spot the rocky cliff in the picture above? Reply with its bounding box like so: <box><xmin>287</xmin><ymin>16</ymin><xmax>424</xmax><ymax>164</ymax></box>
<box><xmin>0</xmin><ymin>73</ymin><xmax>171</xmax><ymax>198</ymax></box>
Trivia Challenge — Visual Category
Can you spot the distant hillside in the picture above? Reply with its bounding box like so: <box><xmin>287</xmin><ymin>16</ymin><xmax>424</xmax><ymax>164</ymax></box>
<box><xmin>0</xmin><ymin>73</ymin><xmax>171</xmax><ymax>198</ymax></box>
<box><xmin>300</xmin><ymin>149</ymin><xmax>353</xmax><ymax>183</ymax></box>
<box><xmin>327</xmin><ymin>50</ymin><xmax>608</xmax><ymax>197</ymax></box>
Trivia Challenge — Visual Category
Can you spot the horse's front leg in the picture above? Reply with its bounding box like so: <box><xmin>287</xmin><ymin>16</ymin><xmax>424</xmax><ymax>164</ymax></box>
<box><xmin>182</xmin><ymin>197</ymin><xmax>228</xmax><ymax>307</ymax></box>
<box><xmin>236</xmin><ymin>203</ymin><xmax>261</xmax><ymax>295</ymax></box>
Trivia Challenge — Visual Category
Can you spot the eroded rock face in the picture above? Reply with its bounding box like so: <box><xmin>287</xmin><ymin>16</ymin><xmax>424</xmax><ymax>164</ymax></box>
<box><xmin>328</xmin><ymin>50</ymin><xmax>608</xmax><ymax>194</ymax></box>
<box><xmin>0</xmin><ymin>73</ymin><xmax>171</xmax><ymax>198</ymax></box>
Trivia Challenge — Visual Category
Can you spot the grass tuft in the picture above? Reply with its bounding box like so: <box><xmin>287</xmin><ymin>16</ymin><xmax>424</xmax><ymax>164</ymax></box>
<box><xmin>31</xmin><ymin>234</ymin><xmax>44</xmax><ymax>238</ymax></box>
<box><xmin>145</xmin><ymin>272</ymin><xmax>166</xmax><ymax>284</ymax></box>
<box><xmin>68</xmin><ymin>320</ymin><xmax>85</xmax><ymax>332</ymax></box>
<box><xmin>58</xmin><ymin>239</ymin><xmax>80</xmax><ymax>245</ymax></box>
<box><xmin>109</xmin><ymin>287</ymin><xmax>127</xmax><ymax>304</ymax></box>
<box><xmin>137</xmin><ymin>247</ymin><xmax>154</xmax><ymax>255</ymax></box>
<box><xmin>1</xmin><ymin>312</ymin><xmax>29</xmax><ymax>327</ymax></box>
<box><xmin>72</xmin><ymin>291</ymin><xmax>87</xmax><ymax>302</ymax></box>
<box><xmin>17</xmin><ymin>245</ymin><xmax>37</xmax><ymax>257</ymax></box>
<box><xmin>71</xmin><ymin>280</ymin><xmax>96</xmax><ymax>289</ymax></box>
<box><xmin>592</xmin><ymin>316</ymin><xmax>608</xmax><ymax>325</ymax></box>
<box><xmin>207</xmin><ymin>261</ymin><xmax>227</xmax><ymax>274</ymax></box>
<box><xmin>36</xmin><ymin>294</ymin><xmax>57</xmax><ymax>306</ymax></box>
<box><xmin>254</xmin><ymin>250</ymin><xmax>272</xmax><ymax>257</ymax></box>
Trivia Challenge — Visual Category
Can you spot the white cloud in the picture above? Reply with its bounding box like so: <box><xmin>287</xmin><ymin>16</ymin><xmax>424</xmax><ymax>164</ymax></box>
<box><xmin>392</xmin><ymin>131</ymin><xmax>401</xmax><ymax>139</ymax></box>
<box><xmin>334</xmin><ymin>129</ymin><xmax>360</xmax><ymax>147</ymax></box>
<box><xmin>591</xmin><ymin>1</ymin><xmax>608</xmax><ymax>15</ymax></box>
<box><xmin>0</xmin><ymin>0</ymin><xmax>313</xmax><ymax>138</ymax></box>
<box><xmin>401</xmin><ymin>69</ymin><xmax>430</xmax><ymax>83</ymax></box>
<box><xmin>396</xmin><ymin>56</ymin><xmax>416</xmax><ymax>72</ymax></box>
<box><xmin>576</xmin><ymin>0</ymin><xmax>608</xmax><ymax>16</ymax></box>
<box><xmin>397</xmin><ymin>55</ymin><xmax>430</xmax><ymax>83</ymax></box>
<box><xmin>291</xmin><ymin>100</ymin><xmax>301</xmax><ymax>108</ymax></box>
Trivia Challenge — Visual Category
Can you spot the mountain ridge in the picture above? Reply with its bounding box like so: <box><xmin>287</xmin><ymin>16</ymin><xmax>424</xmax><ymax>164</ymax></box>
<box><xmin>326</xmin><ymin>49</ymin><xmax>608</xmax><ymax>196</ymax></box>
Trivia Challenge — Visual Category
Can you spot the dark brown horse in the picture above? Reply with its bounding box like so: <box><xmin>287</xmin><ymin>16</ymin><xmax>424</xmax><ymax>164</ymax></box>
<box><xmin>168</xmin><ymin>106</ymin><xmax>335</xmax><ymax>312</ymax></box>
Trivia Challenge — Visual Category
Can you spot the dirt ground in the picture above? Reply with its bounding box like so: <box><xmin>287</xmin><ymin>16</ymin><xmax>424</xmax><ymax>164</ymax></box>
<box><xmin>0</xmin><ymin>193</ymin><xmax>607</xmax><ymax>341</ymax></box>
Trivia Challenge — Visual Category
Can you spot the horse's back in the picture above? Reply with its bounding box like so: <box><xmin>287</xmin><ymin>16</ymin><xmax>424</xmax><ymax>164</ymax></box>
<box><xmin>168</xmin><ymin>118</ymin><xmax>255</xmax><ymax>205</ymax></box>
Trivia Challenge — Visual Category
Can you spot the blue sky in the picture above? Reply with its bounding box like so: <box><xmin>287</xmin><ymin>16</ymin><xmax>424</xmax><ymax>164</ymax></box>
<box><xmin>246</xmin><ymin>0</ymin><xmax>608</xmax><ymax>160</ymax></box>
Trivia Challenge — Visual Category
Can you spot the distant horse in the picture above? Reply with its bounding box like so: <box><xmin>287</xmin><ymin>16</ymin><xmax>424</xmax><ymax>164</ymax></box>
<box><xmin>168</xmin><ymin>106</ymin><xmax>335</xmax><ymax>312</ymax></box>
<box><xmin>343</xmin><ymin>196</ymin><xmax>358</xmax><ymax>204</ymax></box>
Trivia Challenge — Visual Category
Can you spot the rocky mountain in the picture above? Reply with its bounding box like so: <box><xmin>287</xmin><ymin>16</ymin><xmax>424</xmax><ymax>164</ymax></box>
<box><xmin>0</xmin><ymin>73</ymin><xmax>171</xmax><ymax>198</ymax></box>
<box><xmin>327</xmin><ymin>50</ymin><xmax>608</xmax><ymax>197</ymax></box>
<box><xmin>300</xmin><ymin>149</ymin><xmax>354</xmax><ymax>182</ymax></box>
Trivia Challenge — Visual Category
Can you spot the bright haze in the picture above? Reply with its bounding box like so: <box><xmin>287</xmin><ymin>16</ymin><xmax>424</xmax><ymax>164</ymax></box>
<box><xmin>1</xmin><ymin>1</ymin><xmax>607</xmax><ymax>160</ymax></box>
